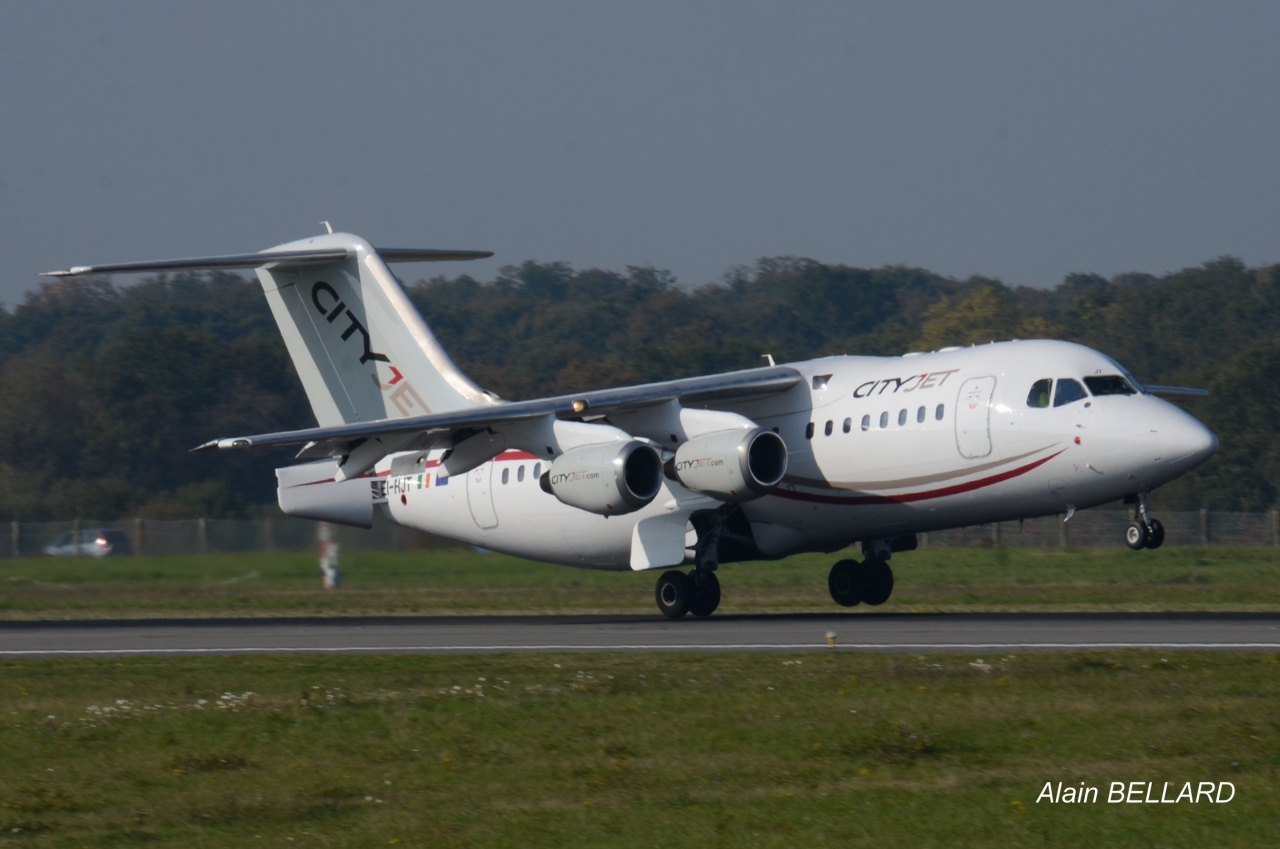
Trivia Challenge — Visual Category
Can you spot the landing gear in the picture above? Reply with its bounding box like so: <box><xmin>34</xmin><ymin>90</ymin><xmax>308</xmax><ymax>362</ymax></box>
<box><xmin>828</xmin><ymin>559</ymin><xmax>861</xmax><ymax>607</ymax></box>
<box><xmin>654</xmin><ymin>569</ymin><xmax>721</xmax><ymax>620</ymax></box>
<box><xmin>655</xmin><ymin>570</ymin><xmax>691</xmax><ymax>619</ymax></box>
<box><xmin>827</xmin><ymin>544</ymin><xmax>895</xmax><ymax>608</ymax></box>
<box><xmin>1148</xmin><ymin>518</ymin><xmax>1165</xmax><ymax>549</ymax></box>
<box><xmin>1123</xmin><ymin>491</ymin><xmax>1166</xmax><ymax>550</ymax></box>
<box><xmin>687</xmin><ymin>571</ymin><xmax>721</xmax><ymax>618</ymax></box>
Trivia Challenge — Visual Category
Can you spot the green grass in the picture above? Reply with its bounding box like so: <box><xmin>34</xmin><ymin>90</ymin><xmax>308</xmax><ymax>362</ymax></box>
<box><xmin>0</xmin><ymin>652</ymin><xmax>1276</xmax><ymax>847</ymax></box>
<box><xmin>1</xmin><ymin>546</ymin><xmax>1277</xmax><ymax>619</ymax></box>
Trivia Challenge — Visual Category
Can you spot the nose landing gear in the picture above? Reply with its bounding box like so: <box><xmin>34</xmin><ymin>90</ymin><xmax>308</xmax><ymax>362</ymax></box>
<box><xmin>1124</xmin><ymin>491</ymin><xmax>1166</xmax><ymax>550</ymax></box>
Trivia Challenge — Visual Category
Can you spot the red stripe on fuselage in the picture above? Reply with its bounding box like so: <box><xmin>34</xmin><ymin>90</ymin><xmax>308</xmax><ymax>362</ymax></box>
<box><xmin>771</xmin><ymin>449</ymin><xmax>1066</xmax><ymax>506</ymax></box>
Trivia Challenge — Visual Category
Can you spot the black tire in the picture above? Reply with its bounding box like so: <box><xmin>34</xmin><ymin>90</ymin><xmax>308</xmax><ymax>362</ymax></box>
<box><xmin>654</xmin><ymin>570</ymin><xmax>691</xmax><ymax>619</ymax></box>
<box><xmin>1124</xmin><ymin>520</ymin><xmax>1149</xmax><ymax>550</ymax></box>
<box><xmin>1146</xmin><ymin>518</ymin><xmax>1165</xmax><ymax>550</ymax></box>
<box><xmin>828</xmin><ymin>559</ymin><xmax>862</xmax><ymax>607</ymax></box>
<box><xmin>861</xmin><ymin>560</ymin><xmax>894</xmax><ymax>606</ymax></box>
<box><xmin>687</xmin><ymin>572</ymin><xmax>721</xmax><ymax>618</ymax></box>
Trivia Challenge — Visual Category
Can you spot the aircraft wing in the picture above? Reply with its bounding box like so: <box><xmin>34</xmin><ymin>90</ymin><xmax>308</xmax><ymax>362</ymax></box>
<box><xmin>194</xmin><ymin>364</ymin><xmax>805</xmax><ymax>468</ymax></box>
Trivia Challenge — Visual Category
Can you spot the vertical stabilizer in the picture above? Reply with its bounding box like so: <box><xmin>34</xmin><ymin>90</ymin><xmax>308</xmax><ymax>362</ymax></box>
<box><xmin>255</xmin><ymin>233</ymin><xmax>496</xmax><ymax>426</ymax></box>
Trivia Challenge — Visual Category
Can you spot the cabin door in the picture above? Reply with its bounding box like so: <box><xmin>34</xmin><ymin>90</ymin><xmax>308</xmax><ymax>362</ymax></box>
<box><xmin>955</xmin><ymin>376</ymin><xmax>996</xmax><ymax>459</ymax></box>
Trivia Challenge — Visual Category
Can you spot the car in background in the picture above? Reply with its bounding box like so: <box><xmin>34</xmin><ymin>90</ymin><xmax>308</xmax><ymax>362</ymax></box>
<box><xmin>43</xmin><ymin>529</ymin><xmax>133</xmax><ymax>557</ymax></box>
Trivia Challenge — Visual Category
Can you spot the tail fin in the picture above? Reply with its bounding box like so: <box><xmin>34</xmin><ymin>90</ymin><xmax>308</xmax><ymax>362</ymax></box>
<box><xmin>44</xmin><ymin>230</ymin><xmax>497</xmax><ymax>427</ymax></box>
<box><xmin>254</xmin><ymin>232</ymin><xmax>497</xmax><ymax>425</ymax></box>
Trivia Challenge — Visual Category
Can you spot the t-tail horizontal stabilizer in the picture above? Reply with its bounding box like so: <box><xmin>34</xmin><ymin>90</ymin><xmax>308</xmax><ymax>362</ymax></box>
<box><xmin>42</xmin><ymin>247</ymin><xmax>492</xmax><ymax>277</ymax></box>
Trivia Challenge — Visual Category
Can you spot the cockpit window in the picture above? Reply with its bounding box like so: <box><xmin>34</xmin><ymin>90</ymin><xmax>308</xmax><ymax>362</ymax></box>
<box><xmin>1053</xmin><ymin>378</ymin><xmax>1088</xmax><ymax>407</ymax></box>
<box><xmin>1026</xmin><ymin>378</ymin><xmax>1052</xmax><ymax>408</ymax></box>
<box><xmin>1084</xmin><ymin>375</ymin><xmax>1137</xmax><ymax>396</ymax></box>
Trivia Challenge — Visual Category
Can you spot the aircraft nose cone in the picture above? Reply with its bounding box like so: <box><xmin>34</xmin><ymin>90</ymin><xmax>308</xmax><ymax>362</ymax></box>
<box><xmin>1160</xmin><ymin>410</ymin><xmax>1218</xmax><ymax>471</ymax></box>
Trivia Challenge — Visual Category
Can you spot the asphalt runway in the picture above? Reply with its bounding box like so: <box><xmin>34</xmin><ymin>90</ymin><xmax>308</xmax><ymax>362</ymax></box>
<box><xmin>1</xmin><ymin>612</ymin><xmax>1278</xmax><ymax>657</ymax></box>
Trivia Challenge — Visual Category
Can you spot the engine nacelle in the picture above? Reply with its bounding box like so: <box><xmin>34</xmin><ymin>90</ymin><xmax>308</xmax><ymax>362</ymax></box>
<box><xmin>544</xmin><ymin>441</ymin><xmax>663</xmax><ymax>516</ymax></box>
<box><xmin>667</xmin><ymin>427</ymin><xmax>787</xmax><ymax>502</ymax></box>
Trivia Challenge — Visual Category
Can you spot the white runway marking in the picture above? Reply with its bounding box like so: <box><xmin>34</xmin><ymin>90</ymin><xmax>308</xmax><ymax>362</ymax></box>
<box><xmin>3</xmin><ymin>613</ymin><xmax>1275</xmax><ymax>656</ymax></box>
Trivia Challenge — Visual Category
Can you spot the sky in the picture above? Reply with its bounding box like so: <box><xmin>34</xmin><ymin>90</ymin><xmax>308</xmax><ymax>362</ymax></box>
<box><xmin>2</xmin><ymin>1</ymin><xmax>1278</xmax><ymax>306</ymax></box>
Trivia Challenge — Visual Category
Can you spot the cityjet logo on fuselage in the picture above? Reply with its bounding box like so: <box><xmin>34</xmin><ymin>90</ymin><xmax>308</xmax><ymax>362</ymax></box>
<box><xmin>853</xmin><ymin>368</ymin><xmax>960</xmax><ymax>399</ymax></box>
<box><xmin>310</xmin><ymin>280</ymin><xmax>389</xmax><ymax>364</ymax></box>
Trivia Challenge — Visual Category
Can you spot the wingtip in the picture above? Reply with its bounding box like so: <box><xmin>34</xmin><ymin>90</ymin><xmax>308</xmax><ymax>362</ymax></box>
<box><xmin>191</xmin><ymin>437</ymin><xmax>253</xmax><ymax>452</ymax></box>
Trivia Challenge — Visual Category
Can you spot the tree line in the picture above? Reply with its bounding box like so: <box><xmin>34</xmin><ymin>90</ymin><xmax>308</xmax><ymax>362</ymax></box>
<box><xmin>0</xmin><ymin>253</ymin><xmax>1275</xmax><ymax>520</ymax></box>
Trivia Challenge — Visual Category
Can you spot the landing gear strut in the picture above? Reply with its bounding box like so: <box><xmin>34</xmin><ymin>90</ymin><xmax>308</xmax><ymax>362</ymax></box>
<box><xmin>1124</xmin><ymin>491</ymin><xmax>1165</xmax><ymax>550</ymax></box>
<box><xmin>828</xmin><ymin>539</ymin><xmax>895</xmax><ymax>608</ymax></box>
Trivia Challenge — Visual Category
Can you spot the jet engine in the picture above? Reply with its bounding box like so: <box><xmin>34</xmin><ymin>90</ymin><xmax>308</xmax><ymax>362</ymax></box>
<box><xmin>543</xmin><ymin>441</ymin><xmax>664</xmax><ymax>516</ymax></box>
<box><xmin>667</xmin><ymin>427</ymin><xmax>787</xmax><ymax>501</ymax></box>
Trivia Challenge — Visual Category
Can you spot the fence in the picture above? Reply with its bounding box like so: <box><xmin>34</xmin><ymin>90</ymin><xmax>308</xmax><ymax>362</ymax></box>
<box><xmin>921</xmin><ymin>510</ymin><xmax>1280</xmax><ymax>549</ymax></box>
<box><xmin>4</xmin><ymin>514</ymin><xmax>450</xmax><ymax>559</ymax></box>
<box><xmin>5</xmin><ymin>510</ymin><xmax>1279</xmax><ymax>559</ymax></box>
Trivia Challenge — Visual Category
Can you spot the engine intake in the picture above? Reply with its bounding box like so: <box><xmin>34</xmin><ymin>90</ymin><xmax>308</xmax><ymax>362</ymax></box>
<box><xmin>667</xmin><ymin>427</ymin><xmax>787</xmax><ymax>502</ymax></box>
<box><xmin>543</xmin><ymin>441</ymin><xmax>663</xmax><ymax>516</ymax></box>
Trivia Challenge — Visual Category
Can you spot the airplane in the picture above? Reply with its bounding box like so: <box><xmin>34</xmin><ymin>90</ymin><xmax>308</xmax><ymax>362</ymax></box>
<box><xmin>46</xmin><ymin>230</ymin><xmax>1219</xmax><ymax>618</ymax></box>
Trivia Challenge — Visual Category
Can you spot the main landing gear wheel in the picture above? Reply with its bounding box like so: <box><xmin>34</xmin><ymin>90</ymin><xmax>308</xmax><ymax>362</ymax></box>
<box><xmin>687</xmin><ymin>572</ymin><xmax>721</xmax><ymax>618</ymax></box>
<box><xmin>655</xmin><ymin>570</ymin><xmax>692</xmax><ymax>619</ymax></box>
<box><xmin>654</xmin><ymin>570</ymin><xmax>722</xmax><ymax>619</ymax></box>
<box><xmin>828</xmin><ymin>559</ymin><xmax>895</xmax><ymax>608</ymax></box>
<box><xmin>828</xmin><ymin>559</ymin><xmax>861</xmax><ymax>607</ymax></box>
<box><xmin>860</xmin><ymin>560</ymin><xmax>894</xmax><ymax>606</ymax></box>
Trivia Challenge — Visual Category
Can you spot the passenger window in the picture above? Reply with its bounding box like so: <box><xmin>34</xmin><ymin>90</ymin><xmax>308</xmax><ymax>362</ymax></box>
<box><xmin>501</xmin><ymin>467</ymin><xmax>510</xmax><ymax>485</ymax></box>
<box><xmin>1053</xmin><ymin>378</ymin><xmax>1088</xmax><ymax>407</ymax></box>
<box><xmin>897</xmin><ymin>409</ymin><xmax>907</xmax><ymax>426</ymax></box>
<box><xmin>1027</xmin><ymin>378</ymin><xmax>1052</xmax><ymax>408</ymax></box>
<box><xmin>842</xmin><ymin>417</ymin><xmax>851</xmax><ymax>434</ymax></box>
<box><xmin>805</xmin><ymin>422</ymin><xmax>815</xmax><ymax>440</ymax></box>
<box><xmin>935</xmin><ymin>404</ymin><xmax>944</xmax><ymax>421</ymax></box>
<box><xmin>1084</xmin><ymin>375</ymin><xmax>1136</xmax><ymax>396</ymax></box>
<box><xmin>879</xmin><ymin>412</ymin><xmax>888</xmax><ymax>429</ymax></box>
<box><xmin>517</xmin><ymin>465</ymin><xmax>525</xmax><ymax>483</ymax></box>
<box><xmin>533</xmin><ymin>462</ymin><xmax>542</xmax><ymax>479</ymax></box>
<box><xmin>860</xmin><ymin>414</ymin><xmax>870</xmax><ymax>432</ymax></box>
<box><xmin>916</xmin><ymin>406</ymin><xmax>925</xmax><ymax>423</ymax></box>
<box><xmin>824</xmin><ymin>420</ymin><xmax>833</xmax><ymax>436</ymax></box>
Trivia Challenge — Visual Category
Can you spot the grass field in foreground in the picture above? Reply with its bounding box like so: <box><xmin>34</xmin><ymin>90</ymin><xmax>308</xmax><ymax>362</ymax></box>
<box><xmin>0</xmin><ymin>546</ymin><xmax>1277</xmax><ymax>619</ymax></box>
<box><xmin>1</xmin><ymin>652</ymin><xmax>1276</xmax><ymax>848</ymax></box>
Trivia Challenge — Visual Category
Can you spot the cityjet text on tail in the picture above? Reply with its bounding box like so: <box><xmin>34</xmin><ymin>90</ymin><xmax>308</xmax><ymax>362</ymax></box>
<box><xmin>47</xmin><ymin>231</ymin><xmax>1217</xmax><ymax>618</ymax></box>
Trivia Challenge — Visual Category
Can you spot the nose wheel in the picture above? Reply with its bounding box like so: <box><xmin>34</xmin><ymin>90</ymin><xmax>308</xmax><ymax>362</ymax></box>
<box><xmin>1124</xmin><ymin>492</ymin><xmax>1166</xmax><ymax>550</ymax></box>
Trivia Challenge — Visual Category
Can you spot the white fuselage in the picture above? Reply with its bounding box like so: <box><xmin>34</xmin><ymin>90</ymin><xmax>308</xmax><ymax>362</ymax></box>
<box><xmin>381</xmin><ymin>340</ymin><xmax>1216</xmax><ymax>570</ymax></box>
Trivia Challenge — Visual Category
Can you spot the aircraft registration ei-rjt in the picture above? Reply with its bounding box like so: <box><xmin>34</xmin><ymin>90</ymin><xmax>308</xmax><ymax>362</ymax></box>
<box><xmin>46</xmin><ymin>230</ymin><xmax>1219</xmax><ymax>618</ymax></box>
